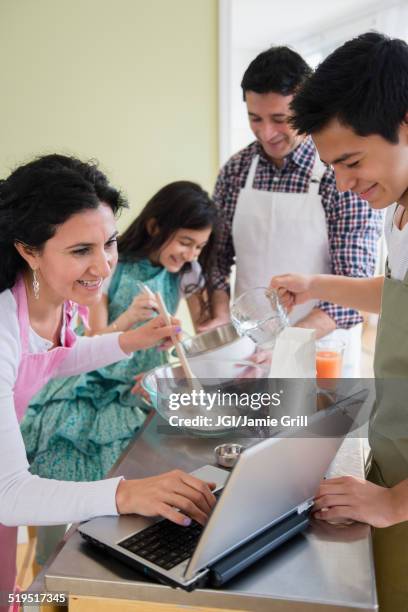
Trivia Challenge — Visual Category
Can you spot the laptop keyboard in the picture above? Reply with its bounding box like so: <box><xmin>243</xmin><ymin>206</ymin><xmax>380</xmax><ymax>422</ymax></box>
<box><xmin>119</xmin><ymin>519</ymin><xmax>203</xmax><ymax>571</ymax></box>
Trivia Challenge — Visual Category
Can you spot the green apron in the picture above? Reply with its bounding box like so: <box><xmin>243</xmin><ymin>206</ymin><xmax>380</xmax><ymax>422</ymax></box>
<box><xmin>369</xmin><ymin>260</ymin><xmax>408</xmax><ymax>612</ymax></box>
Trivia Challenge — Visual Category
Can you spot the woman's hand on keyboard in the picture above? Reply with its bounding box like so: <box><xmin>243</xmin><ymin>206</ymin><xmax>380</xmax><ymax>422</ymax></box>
<box><xmin>115</xmin><ymin>470</ymin><xmax>217</xmax><ymax>526</ymax></box>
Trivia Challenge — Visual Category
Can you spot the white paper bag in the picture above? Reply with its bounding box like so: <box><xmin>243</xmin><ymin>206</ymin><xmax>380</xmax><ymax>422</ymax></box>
<box><xmin>269</xmin><ymin>327</ymin><xmax>316</xmax><ymax>378</ymax></box>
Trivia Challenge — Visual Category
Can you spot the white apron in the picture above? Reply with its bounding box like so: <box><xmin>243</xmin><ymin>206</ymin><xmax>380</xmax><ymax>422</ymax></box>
<box><xmin>231</xmin><ymin>152</ymin><xmax>362</xmax><ymax>377</ymax></box>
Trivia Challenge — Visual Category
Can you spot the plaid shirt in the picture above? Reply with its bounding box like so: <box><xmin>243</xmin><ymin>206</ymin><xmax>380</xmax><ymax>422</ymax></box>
<box><xmin>212</xmin><ymin>137</ymin><xmax>383</xmax><ymax>329</ymax></box>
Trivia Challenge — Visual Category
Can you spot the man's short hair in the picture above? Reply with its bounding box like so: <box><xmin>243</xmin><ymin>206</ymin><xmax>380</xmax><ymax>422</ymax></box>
<box><xmin>291</xmin><ymin>31</ymin><xmax>408</xmax><ymax>143</ymax></box>
<box><xmin>241</xmin><ymin>46</ymin><xmax>312</xmax><ymax>100</ymax></box>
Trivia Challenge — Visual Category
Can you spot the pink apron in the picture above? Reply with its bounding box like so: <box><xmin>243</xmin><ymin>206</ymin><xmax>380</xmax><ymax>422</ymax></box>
<box><xmin>0</xmin><ymin>277</ymin><xmax>87</xmax><ymax>611</ymax></box>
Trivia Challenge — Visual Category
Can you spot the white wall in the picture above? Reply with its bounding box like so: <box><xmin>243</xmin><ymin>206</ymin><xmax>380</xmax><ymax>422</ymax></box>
<box><xmin>0</xmin><ymin>0</ymin><xmax>219</xmax><ymax>232</ymax></box>
<box><xmin>220</xmin><ymin>0</ymin><xmax>408</xmax><ymax>163</ymax></box>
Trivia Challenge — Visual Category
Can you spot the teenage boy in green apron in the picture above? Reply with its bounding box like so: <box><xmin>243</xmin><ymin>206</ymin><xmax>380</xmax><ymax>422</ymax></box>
<box><xmin>270</xmin><ymin>32</ymin><xmax>408</xmax><ymax>611</ymax></box>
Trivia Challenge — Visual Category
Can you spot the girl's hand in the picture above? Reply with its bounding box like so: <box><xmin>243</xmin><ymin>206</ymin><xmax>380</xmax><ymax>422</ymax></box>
<box><xmin>119</xmin><ymin>315</ymin><xmax>182</xmax><ymax>354</ymax></box>
<box><xmin>313</xmin><ymin>476</ymin><xmax>397</xmax><ymax>528</ymax></box>
<box><xmin>126</xmin><ymin>293</ymin><xmax>159</xmax><ymax>324</ymax></box>
<box><xmin>269</xmin><ymin>274</ymin><xmax>314</xmax><ymax>313</ymax></box>
<box><xmin>131</xmin><ymin>372</ymin><xmax>150</xmax><ymax>400</ymax></box>
<box><xmin>238</xmin><ymin>349</ymin><xmax>272</xmax><ymax>378</ymax></box>
<box><xmin>115</xmin><ymin>470</ymin><xmax>217</xmax><ymax>526</ymax></box>
<box><xmin>249</xmin><ymin>349</ymin><xmax>272</xmax><ymax>368</ymax></box>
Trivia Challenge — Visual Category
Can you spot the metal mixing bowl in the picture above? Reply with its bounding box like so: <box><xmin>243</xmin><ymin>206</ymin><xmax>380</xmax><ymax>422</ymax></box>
<box><xmin>176</xmin><ymin>323</ymin><xmax>256</xmax><ymax>361</ymax></box>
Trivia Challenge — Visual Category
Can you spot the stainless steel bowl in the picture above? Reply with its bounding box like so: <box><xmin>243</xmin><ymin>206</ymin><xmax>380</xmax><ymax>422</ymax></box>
<box><xmin>214</xmin><ymin>443</ymin><xmax>245</xmax><ymax>468</ymax></box>
<box><xmin>181</xmin><ymin>323</ymin><xmax>255</xmax><ymax>360</ymax></box>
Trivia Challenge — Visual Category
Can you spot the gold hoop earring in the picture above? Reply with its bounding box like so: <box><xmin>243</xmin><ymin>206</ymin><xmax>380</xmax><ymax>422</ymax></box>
<box><xmin>32</xmin><ymin>269</ymin><xmax>40</xmax><ymax>300</ymax></box>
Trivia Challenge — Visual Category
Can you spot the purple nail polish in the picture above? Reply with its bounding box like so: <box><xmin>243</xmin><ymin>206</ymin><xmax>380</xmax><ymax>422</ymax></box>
<box><xmin>175</xmin><ymin>326</ymin><xmax>182</xmax><ymax>333</ymax></box>
<box><xmin>183</xmin><ymin>517</ymin><xmax>192</xmax><ymax>526</ymax></box>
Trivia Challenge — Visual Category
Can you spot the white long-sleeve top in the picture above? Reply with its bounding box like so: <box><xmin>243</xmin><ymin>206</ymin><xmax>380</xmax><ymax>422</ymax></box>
<box><xmin>0</xmin><ymin>288</ymin><xmax>130</xmax><ymax>527</ymax></box>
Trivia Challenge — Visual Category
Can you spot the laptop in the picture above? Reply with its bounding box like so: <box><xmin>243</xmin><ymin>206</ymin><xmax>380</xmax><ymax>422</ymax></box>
<box><xmin>78</xmin><ymin>388</ymin><xmax>368</xmax><ymax>591</ymax></box>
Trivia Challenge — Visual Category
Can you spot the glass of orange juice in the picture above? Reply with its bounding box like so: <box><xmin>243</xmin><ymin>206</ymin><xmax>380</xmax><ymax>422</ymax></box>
<box><xmin>316</xmin><ymin>338</ymin><xmax>345</xmax><ymax>386</ymax></box>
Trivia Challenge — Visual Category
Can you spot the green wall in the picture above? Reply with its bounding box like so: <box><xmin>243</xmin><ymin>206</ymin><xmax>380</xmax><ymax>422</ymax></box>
<box><xmin>0</xmin><ymin>0</ymin><xmax>219</xmax><ymax>231</ymax></box>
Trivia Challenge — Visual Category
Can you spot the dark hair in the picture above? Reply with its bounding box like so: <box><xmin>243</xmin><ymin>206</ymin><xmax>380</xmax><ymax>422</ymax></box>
<box><xmin>291</xmin><ymin>31</ymin><xmax>408</xmax><ymax>143</ymax></box>
<box><xmin>117</xmin><ymin>181</ymin><xmax>218</xmax><ymax>319</ymax></box>
<box><xmin>241</xmin><ymin>46</ymin><xmax>312</xmax><ymax>100</ymax></box>
<box><xmin>0</xmin><ymin>154</ymin><xmax>127</xmax><ymax>292</ymax></box>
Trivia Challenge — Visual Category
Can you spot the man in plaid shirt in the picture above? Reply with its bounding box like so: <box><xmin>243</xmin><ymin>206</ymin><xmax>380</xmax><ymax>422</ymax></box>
<box><xmin>202</xmin><ymin>46</ymin><xmax>382</xmax><ymax>373</ymax></box>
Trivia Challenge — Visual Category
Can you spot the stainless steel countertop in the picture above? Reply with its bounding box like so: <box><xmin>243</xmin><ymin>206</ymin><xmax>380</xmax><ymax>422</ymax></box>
<box><xmin>32</xmin><ymin>415</ymin><xmax>377</xmax><ymax>611</ymax></box>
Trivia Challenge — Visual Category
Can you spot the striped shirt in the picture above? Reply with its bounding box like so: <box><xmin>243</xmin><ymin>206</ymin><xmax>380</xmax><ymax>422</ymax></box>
<box><xmin>212</xmin><ymin>137</ymin><xmax>383</xmax><ymax>329</ymax></box>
